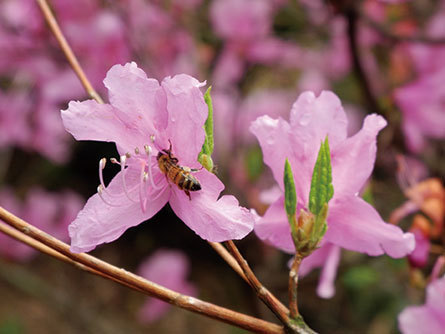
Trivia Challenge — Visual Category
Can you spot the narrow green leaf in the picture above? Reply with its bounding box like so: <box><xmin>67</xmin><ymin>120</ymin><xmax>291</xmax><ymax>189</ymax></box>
<box><xmin>308</xmin><ymin>137</ymin><xmax>334</xmax><ymax>215</ymax></box>
<box><xmin>202</xmin><ymin>86</ymin><xmax>214</xmax><ymax>156</ymax></box>
<box><xmin>198</xmin><ymin>86</ymin><xmax>215</xmax><ymax>172</ymax></box>
<box><xmin>284</xmin><ymin>158</ymin><xmax>297</xmax><ymax>218</ymax></box>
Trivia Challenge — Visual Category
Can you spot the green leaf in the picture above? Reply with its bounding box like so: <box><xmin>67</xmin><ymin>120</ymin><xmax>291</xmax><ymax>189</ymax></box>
<box><xmin>284</xmin><ymin>158</ymin><xmax>297</xmax><ymax>218</ymax></box>
<box><xmin>198</xmin><ymin>86</ymin><xmax>215</xmax><ymax>172</ymax></box>
<box><xmin>201</xmin><ymin>86</ymin><xmax>214</xmax><ymax>156</ymax></box>
<box><xmin>308</xmin><ymin>137</ymin><xmax>334</xmax><ymax>215</ymax></box>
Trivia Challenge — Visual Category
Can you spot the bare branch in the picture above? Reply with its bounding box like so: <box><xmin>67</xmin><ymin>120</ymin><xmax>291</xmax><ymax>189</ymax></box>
<box><xmin>224</xmin><ymin>241</ymin><xmax>291</xmax><ymax>325</ymax></box>
<box><xmin>0</xmin><ymin>207</ymin><xmax>284</xmax><ymax>334</ymax></box>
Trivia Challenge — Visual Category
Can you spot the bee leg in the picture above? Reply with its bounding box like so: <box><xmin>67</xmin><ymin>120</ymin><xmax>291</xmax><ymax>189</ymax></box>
<box><xmin>185</xmin><ymin>190</ymin><xmax>191</xmax><ymax>201</ymax></box>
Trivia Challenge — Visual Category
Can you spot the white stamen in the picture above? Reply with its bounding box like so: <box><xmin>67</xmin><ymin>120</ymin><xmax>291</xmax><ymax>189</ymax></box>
<box><xmin>110</xmin><ymin>157</ymin><xmax>119</xmax><ymax>164</ymax></box>
<box><xmin>120</xmin><ymin>155</ymin><xmax>138</xmax><ymax>203</ymax></box>
<box><xmin>97</xmin><ymin>185</ymin><xmax>121</xmax><ymax>207</ymax></box>
<box><xmin>139</xmin><ymin>162</ymin><xmax>148</xmax><ymax>213</ymax></box>
<box><xmin>146</xmin><ymin>147</ymin><xmax>162</xmax><ymax>190</ymax></box>
<box><xmin>98</xmin><ymin>158</ymin><xmax>111</xmax><ymax>196</ymax></box>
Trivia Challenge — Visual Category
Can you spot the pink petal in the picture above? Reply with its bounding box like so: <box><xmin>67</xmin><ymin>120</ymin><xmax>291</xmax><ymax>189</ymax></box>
<box><xmin>427</xmin><ymin>276</ymin><xmax>445</xmax><ymax>314</ymax></box>
<box><xmin>249</xmin><ymin>116</ymin><xmax>294</xmax><ymax>191</ymax></box>
<box><xmin>326</xmin><ymin>196</ymin><xmax>415</xmax><ymax>258</ymax></box>
<box><xmin>398</xmin><ymin>306</ymin><xmax>445</xmax><ymax>334</ymax></box>
<box><xmin>289</xmin><ymin>91</ymin><xmax>348</xmax><ymax>151</ymax></box>
<box><xmin>103</xmin><ymin>62</ymin><xmax>167</xmax><ymax>137</ymax></box>
<box><xmin>160</xmin><ymin>74</ymin><xmax>207</xmax><ymax>167</ymax></box>
<box><xmin>300</xmin><ymin>242</ymin><xmax>333</xmax><ymax>276</ymax></box>
<box><xmin>69</xmin><ymin>167</ymin><xmax>170</xmax><ymax>253</ymax></box>
<box><xmin>332</xmin><ymin>114</ymin><xmax>387</xmax><ymax>196</ymax></box>
<box><xmin>316</xmin><ymin>244</ymin><xmax>341</xmax><ymax>299</ymax></box>
<box><xmin>254</xmin><ymin>196</ymin><xmax>294</xmax><ymax>253</ymax></box>
<box><xmin>168</xmin><ymin>169</ymin><xmax>254</xmax><ymax>242</ymax></box>
<box><xmin>61</xmin><ymin>100</ymin><xmax>146</xmax><ymax>154</ymax></box>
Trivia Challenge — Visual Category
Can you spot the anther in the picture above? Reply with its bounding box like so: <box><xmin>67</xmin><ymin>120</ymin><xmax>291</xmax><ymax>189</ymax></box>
<box><xmin>97</xmin><ymin>185</ymin><xmax>120</xmax><ymax>207</ymax></box>
<box><xmin>143</xmin><ymin>172</ymin><xmax>149</xmax><ymax>182</ymax></box>
<box><xmin>125</xmin><ymin>152</ymin><xmax>131</xmax><ymax>159</ymax></box>
<box><xmin>150</xmin><ymin>134</ymin><xmax>155</xmax><ymax>143</ymax></box>
<box><xmin>144</xmin><ymin>144</ymin><xmax>151</xmax><ymax>155</ymax></box>
<box><xmin>134</xmin><ymin>147</ymin><xmax>140</xmax><ymax>155</ymax></box>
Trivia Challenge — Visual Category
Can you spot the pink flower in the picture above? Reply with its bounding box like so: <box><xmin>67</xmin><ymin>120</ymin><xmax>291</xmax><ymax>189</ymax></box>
<box><xmin>398</xmin><ymin>275</ymin><xmax>445</xmax><ymax>334</ymax></box>
<box><xmin>0</xmin><ymin>188</ymin><xmax>84</xmax><ymax>261</ymax></box>
<box><xmin>137</xmin><ymin>249</ymin><xmax>197</xmax><ymax>323</ymax></box>
<box><xmin>0</xmin><ymin>91</ymin><xmax>32</xmax><ymax>148</ymax></box>
<box><xmin>250</xmin><ymin>91</ymin><xmax>414</xmax><ymax>257</ymax></box>
<box><xmin>394</xmin><ymin>68</ymin><xmax>445</xmax><ymax>153</ymax></box>
<box><xmin>210</xmin><ymin>0</ymin><xmax>272</xmax><ymax>41</ymax></box>
<box><xmin>62</xmin><ymin>62</ymin><xmax>254</xmax><ymax>253</ymax></box>
<box><xmin>407</xmin><ymin>229</ymin><xmax>430</xmax><ymax>268</ymax></box>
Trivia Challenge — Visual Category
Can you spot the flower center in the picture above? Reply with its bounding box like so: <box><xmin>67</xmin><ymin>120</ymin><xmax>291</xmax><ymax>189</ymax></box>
<box><xmin>96</xmin><ymin>136</ymin><xmax>165</xmax><ymax>213</ymax></box>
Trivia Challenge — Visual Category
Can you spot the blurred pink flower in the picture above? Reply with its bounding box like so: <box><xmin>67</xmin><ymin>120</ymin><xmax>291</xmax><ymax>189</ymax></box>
<box><xmin>0</xmin><ymin>188</ymin><xmax>84</xmax><ymax>261</ymax></box>
<box><xmin>125</xmin><ymin>0</ymin><xmax>199</xmax><ymax>79</ymax></box>
<box><xmin>0</xmin><ymin>91</ymin><xmax>32</xmax><ymax>148</ymax></box>
<box><xmin>407</xmin><ymin>229</ymin><xmax>430</xmax><ymax>268</ymax></box>
<box><xmin>210</xmin><ymin>0</ymin><xmax>272</xmax><ymax>41</ymax></box>
<box><xmin>210</xmin><ymin>0</ymin><xmax>301</xmax><ymax>86</ymax></box>
<box><xmin>137</xmin><ymin>249</ymin><xmax>197</xmax><ymax>323</ymax></box>
<box><xmin>394</xmin><ymin>68</ymin><xmax>445</xmax><ymax>153</ymax></box>
<box><xmin>398</xmin><ymin>275</ymin><xmax>445</xmax><ymax>334</ymax></box>
<box><xmin>62</xmin><ymin>62</ymin><xmax>254</xmax><ymax>253</ymax></box>
<box><xmin>0</xmin><ymin>0</ymin><xmax>130</xmax><ymax>162</ymax></box>
<box><xmin>250</xmin><ymin>91</ymin><xmax>414</xmax><ymax>257</ymax></box>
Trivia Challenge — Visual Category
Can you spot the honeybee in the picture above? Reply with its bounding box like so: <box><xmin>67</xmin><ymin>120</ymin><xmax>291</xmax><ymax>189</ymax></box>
<box><xmin>157</xmin><ymin>141</ymin><xmax>201</xmax><ymax>200</ymax></box>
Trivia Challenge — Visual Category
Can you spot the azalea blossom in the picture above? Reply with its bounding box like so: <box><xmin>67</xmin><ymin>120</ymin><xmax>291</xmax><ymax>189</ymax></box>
<box><xmin>250</xmin><ymin>91</ymin><xmax>415</xmax><ymax>295</ymax></box>
<box><xmin>398</xmin><ymin>275</ymin><xmax>445</xmax><ymax>334</ymax></box>
<box><xmin>137</xmin><ymin>249</ymin><xmax>197</xmax><ymax>323</ymax></box>
<box><xmin>62</xmin><ymin>62</ymin><xmax>254</xmax><ymax>253</ymax></box>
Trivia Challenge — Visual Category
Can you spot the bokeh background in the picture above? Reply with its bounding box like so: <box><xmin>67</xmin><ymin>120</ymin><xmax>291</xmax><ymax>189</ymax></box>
<box><xmin>1</xmin><ymin>0</ymin><xmax>444</xmax><ymax>333</ymax></box>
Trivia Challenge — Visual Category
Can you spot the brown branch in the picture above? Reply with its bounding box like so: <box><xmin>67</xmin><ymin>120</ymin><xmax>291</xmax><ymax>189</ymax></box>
<box><xmin>0</xmin><ymin>207</ymin><xmax>284</xmax><ymax>334</ymax></box>
<box><xmin>208</xmin><ymin>241</ymin><xmax>249</xmax><ymax>282</ymax></box>
<box><xmin>359</xmin><ymin>10</ymin><xmax>445</xmax><ymax>45</ymax></box>
<box><xmin>288</xmin><ymin>256</ymin><xmax>301</xmax><ymax>319</ymax></box>
<box><xmin>224</xmin><ymin>241</ymin><xmax>291</xmax><ymax>325</ymax></box>
<box><xmin>35</xmin><ymin>0</ymin><xmax>104</xmax><ymax>104</ymax></box>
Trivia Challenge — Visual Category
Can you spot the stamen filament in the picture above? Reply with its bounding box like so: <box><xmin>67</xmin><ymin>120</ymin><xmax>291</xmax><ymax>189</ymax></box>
<box><xmin>97</xmin><ymin>185</ymin><xmax>121</xmax><ymax>207</ymax></box>
<box><xmin>98</xmin><ymin>158</ymin><xmax>112</xmax><ymax>196</ymax></box>
<box><xmin>120</xmin><ymin>155</ymin><xmax>138</xmax><ymax>204</ymax></box>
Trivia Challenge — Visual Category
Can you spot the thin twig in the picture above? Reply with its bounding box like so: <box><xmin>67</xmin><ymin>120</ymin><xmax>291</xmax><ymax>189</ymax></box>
<box><xmin>35</xmin><ymin>0</ymin><xmax>104</xmax><ymax>103</ymax></box>
<box><xmin>0</xmin><ymin>207</ymin><xmax>284</xmax><ymax>334</ymax></box>
<box><xmin>208</xmin><ymin>241</ymin><xmax>249</xmax><ymax>282</ymax></box>
<box><xmin>359</xmin><ymin>10</ymin><xmax>445</xmax><ymax>45</ymax></box>
<box><xmin>224</xmin><ymin>241</ymin><xmax>291</xmax><ymax>325</ymax></box>
<box><xmin>288</xmin><ymin>256</ymin><xmax>301</xmax><ymax>319</ymax></box>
